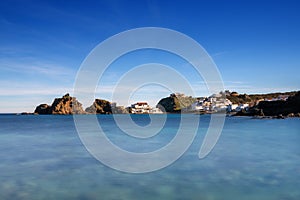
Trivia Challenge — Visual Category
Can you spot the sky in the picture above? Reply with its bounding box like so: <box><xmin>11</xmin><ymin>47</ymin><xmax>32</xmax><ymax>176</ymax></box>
<box><xmin>0</xmin><ymin>0</ymin><xmax>299</xmax><ymax>112</ymax></box>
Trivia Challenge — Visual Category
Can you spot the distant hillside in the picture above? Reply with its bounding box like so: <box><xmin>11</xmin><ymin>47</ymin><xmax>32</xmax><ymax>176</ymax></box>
<box><xmin>226</xmin><ymin>91</ymin><xmax>298</xmax><ymax>105</ymax></box>
<box><xmin>235</xmin><ymin>91</ymin><xmax>300</xmax><ymax>117</ymax></box>
<box><xmin>157</xmin><ymin>93</ymin><xmax>196</xmax><ymax>113</ymax></box>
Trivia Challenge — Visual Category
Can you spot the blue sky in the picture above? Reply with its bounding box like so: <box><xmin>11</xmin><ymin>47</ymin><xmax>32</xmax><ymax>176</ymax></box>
<box><xmin>0</xmin><ymin>0</ymin><xmax>299</xmax><ymax>112</ymax></box>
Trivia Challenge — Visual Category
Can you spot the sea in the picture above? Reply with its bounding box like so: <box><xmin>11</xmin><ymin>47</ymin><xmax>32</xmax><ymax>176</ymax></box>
<box><xmin>0</xmin><ymin>114</ymin><xmax>299</xmax><ymax>200</ymax></box>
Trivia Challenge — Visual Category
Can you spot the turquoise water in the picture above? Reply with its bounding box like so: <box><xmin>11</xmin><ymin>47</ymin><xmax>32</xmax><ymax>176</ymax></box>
<box><xmin>0</xmin><ymin>114</ymin><xmax>299</xmax><ymax>200</ymax></box>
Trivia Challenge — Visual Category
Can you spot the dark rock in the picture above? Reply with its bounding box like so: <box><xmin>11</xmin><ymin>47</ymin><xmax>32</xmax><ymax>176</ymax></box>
<box><xmin>34</xmin><ymin>104</ymin><xmax>51</xmax><ymax>114</ymax></box>
<box><xmin>235</xmin><ymin>91</ymin><xmax>300</xmax><ymax>117</ymax></box>
<box><xmin>227</xmin><ymin>91</ymin><xmax>298</xmax><ymax>105</ymax></box>
<box><xmin>257</xmin><ymin>91</ymin><xmax>300</xmax><ymax>116</ymax></box>
<box><xmin>85</xmin><ymin>99</ymin><xmax>112</xmax><ymax>114</ymax></box>
<box><xmin>235</xmin><ymin>107</ymin><xmax>264</xmax><ymax>117</ymax></box>
<box><xmin>276</xmin><ymin>114</ymin><xmax>285</xmax><ymax>119</ymax></box>
<box><xmin>156</xmin><ymin>93</ymin><xmax>197</xmax><ymax>113</ymax></box>
<box><xmin>20</xmin><ymin>112</ymin><xmax>34</xmax><ymax>115</ymax></box>
<box><xmin>156</xmin><ymin>94</ymin><xmax>181</xmax><ymax>113</ymax></box>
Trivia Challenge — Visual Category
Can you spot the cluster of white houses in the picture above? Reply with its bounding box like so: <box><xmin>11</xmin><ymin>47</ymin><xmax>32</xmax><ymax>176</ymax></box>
<box><xmin>130</xmin><ymin>102</ymin><xmax>163</xmax><ymax>114</ymax></box>
<box><xmin>126</xmin><ymin>94</ymin><xmax>252</xmax><ymax>114</ymax></box>
<box><xmin>188</xmin><ymin>94</ymin><xmax>249</xmax><ymax>113</ymax></box>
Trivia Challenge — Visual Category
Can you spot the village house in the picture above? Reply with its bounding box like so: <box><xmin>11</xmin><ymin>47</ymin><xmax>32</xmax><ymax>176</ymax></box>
<box><xmin>130</xmin><ymin>102</ymin><xmax>151</xmax><ymax>114</ymax></box>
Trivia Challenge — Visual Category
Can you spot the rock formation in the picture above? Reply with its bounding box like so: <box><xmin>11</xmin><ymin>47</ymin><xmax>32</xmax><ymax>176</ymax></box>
<box><xmin>85</xmin><ymin>99</ymin><xmax>112</xmax><ymax>114</ymax></box>
<box><xmin>256</xmin><ymin>91</ymin><xmax>300</xmax><ymax>116</ymax></box>
<box><xmin>34</xmin><ymin>93</ymin><xmax>85</xmax><ymax>114</ymax></box>
<box><xmin>34</xmin><ymin>94</ymin><xmax>128</xmax><ymax>115</ymax></box>
<box><xmin>112</xmin><ymin>106</ymin><xmax>129</xmax><ymax>114</ymax></box>
<box><xmin>157</xmin><ymin>94</ymin><xmax>181</xmax><ymax>113</ymax></box>
<box><xmin>235</xmin><ymin>91</ymin><xmax>300</xmax><ymax>117</ymax></box>
<box><xmin>49</xmin><ymin>93</ymin><xmax>85</xmax><ymax>114</ymax></box>
<box><xmin>34</xmin><ymin>104</ymin><xmax>51</xmax><ymax>114</ymax></box>
<box><xmin>156</xmin><ymin>93</ymin><xmax>195</xmax><ymax>113</ymax></box>
<box><xmin>227</xmin><ymin>91</ymin><xmax>298</xmax><ymax>105</ymax></box>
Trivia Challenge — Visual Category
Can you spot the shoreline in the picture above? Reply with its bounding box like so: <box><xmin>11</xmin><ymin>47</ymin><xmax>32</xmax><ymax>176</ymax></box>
<box><xmin>4</xmin><ymin>90</ymin><xmax>300</xmax><ymax>118</ymax></box>
<box><xmin>2</xmin><ymin>112</ymin><xmax>299</xmax><ymax>119</ymax></box>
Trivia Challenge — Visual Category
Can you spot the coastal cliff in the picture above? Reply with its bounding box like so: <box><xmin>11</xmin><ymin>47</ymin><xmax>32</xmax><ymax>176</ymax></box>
<box><xmin>157</xmin><ymin>93</ymin><xmax>195</xmax><ymax>113</ymax></box>
<box><xmin>34</xmin><ymin>104</ymin><xmax>51</xmax><ymax>114</ymax></box>
<box><xmin>85</xmin><ymin>99</ymin><xmax>112</xmax><ymax>114</ymax></box>
<box><xmin>34</xmin><ymin>93</ymin><xmax>85</xmax><ymax>115</ymax></box>
<box><xmin>227</xmin><ymin>91</ymin><xmax>298</xmax><ymax>105</ymax></box>
<box><xmin>235</xmin><ymin>91</ymin><xmax>300</xmax><ymax>117</ymax></box>
<box><xmin>157</xmin><ymin>94</ymin><xmax>181</xmax><ymax>113</ymax></box>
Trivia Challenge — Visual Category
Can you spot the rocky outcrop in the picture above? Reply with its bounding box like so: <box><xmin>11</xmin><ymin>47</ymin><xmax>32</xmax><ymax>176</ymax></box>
<box><xmin>49</xmin><ymin>93</ymin><xmax>85</xmax><ymax>114</ymax></box>
<box><xmin>157</xmin><ymin>94</ymin><xmax>181</xmax><ymax>113</ymax></box>
<box><xmin>157</xmin><ymin>93</ymin><xmax>195</xmax><ymax>113</ymax></box>
<box><xmin>85</xmin><ymin>99</ymin><xmax>112</xmax><ymax>114</ymax></box>
<box><xmin>235</xmin><ymin>91</ymin><xmax>300</xmax><ymax>117</ymax></box>
<box><xmin>256</xmin><ymin>91</ymin><xmax>300</xmax><ymax>116</ymax></box>
<box><xmin>34</xmin><ymin>104</ymin><xmax>51</xmax><ymax>114</ymax></box>
<box><xmin>112</xmin><ymin>106</ymin><xmax>129</xmax><ymax>114</ymax></box>
<box><xmin>34</xmin><ymin>94</ymin><xmax>125</xmax><ymax>115</ymax></box>
<box><xmin>227</xmin><ymin>93</ymin><xmax>252</xmax><ymax>104</ymax></box>
<box><xmin>227</xmin><ymin>91</ymin><xmax>298</xmax><ymax>105</ymax></box>
<box><xmin>34</xmin><ymin>93</ymin><xmax>85</xmax><ymax>115</ymax></box>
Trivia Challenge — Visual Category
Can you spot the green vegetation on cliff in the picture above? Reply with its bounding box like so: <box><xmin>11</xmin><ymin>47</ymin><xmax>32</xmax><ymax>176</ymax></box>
<box><xmin>235</xmin><ymin>91</ymin><xmax>300</xmax><ymax>117</ymax></box>
<box><xmin>157</xmin><ymin>93</ymin><xmax>195</xmax><ymax>113</ymax></box>
<box><xmin>227</xmin><ymin>91</ymin><xmax>298</xmax><ymax>104</ymax></box>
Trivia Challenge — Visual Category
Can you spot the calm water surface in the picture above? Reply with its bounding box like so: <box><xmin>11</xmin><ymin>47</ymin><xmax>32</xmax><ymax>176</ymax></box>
<box><xmin>0</xmin><ymin>114</ymin><xmax>299</xmax><ymax>200</ymax></box>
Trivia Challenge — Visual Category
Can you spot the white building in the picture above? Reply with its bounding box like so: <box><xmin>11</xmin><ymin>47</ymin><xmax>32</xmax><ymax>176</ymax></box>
<box><xmin>235</xmin><ymin>103</ymin><xmax>249</xmax><ymax>112</ymax></box>
<box><xmin>227</xmin><ymin>104</ymin><xmax>239</xmax><ymax>112</ymax></box>
<box><xmin>191</xmin><ymin>101</ymin><xmax>204</xmax><ymax>111</ymax></box>
<box><xmin>214</xmin><ymin>105</ymin><xmax>228</xmax><ymax>112</ymax></box>
<box><xmin>131</xmin><ymin>102</ymin><xmax>151</xmax><ymax>114</ymax></box>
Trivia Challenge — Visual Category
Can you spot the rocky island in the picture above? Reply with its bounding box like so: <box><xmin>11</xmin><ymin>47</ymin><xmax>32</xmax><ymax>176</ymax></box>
<box><xmin>85</xmin><ymin>99</ymin><xmax>112</xmax><ymax>114</ymax></box>
<box><xmin>34</xmin><ymin>94</ymin><xmax>128</xmax><ymax>115</ymax></box>
<box><xmin>34</xmin><ymin>93</ymin><xmax>85</xmax><ymax>114</ymax></box>
<box><xmin>157</xmin><ymin>93</ymin><xmax>196</xmax><ymax>113</ymax></box>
